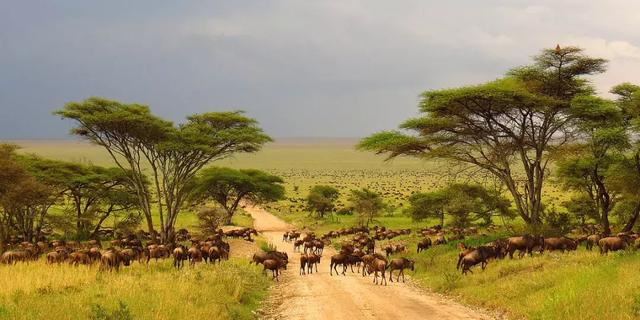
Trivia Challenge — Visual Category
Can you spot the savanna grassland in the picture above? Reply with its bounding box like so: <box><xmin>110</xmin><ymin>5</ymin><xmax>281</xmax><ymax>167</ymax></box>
<box><xmin>13</xmin><ymin>139</ymin><xmax>640</xmax><ymax>320</ymax></box>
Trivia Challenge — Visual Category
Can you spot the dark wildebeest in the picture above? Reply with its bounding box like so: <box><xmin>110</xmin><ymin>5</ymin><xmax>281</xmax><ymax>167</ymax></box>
<box><xmin>69</xmin><ymin>251</ymin><xmax>91</xmax><ymax>266</ymax></box>
<box><xmin>293</xmin><ymin>239</ymin><xmax>304</xmax><ymax>252</ymax></box>
<box><xmin>367</xmin><ymin>258</ymin><xmax>388</xmax><ymax>286</ymax></box>
<box><xmin>46</xmin><ymin>251</ymin><xmax>66</xmax><ymax>264</ymax></box>
<box><xmin>299</xmin><ymin>254</ymin><xmax>309</xmax><ymax>275</ymax></box>
<box><xmin>330</xmin><ymin>253</ymin><xmax>348</xmax><ymax>276</ymax></box>
<box><xmin>544</xmin><ymin>237</ymin><xmax>577</xmax><ymax>253</ymax></box>
<box><xmin>187</xmin><ymin>246</ymin><xmax>203</xmax><ymax>266</ymax></box>
<box><xmin>586</xmin><ymin>234</ymin><xmax>601</xmax><ymax>251</ymax></box>
<box><xmin>598</xmin><ymin>236</ymin><xmax>630</xmax><ymax>254</ymax></box>
<box><xmin>506</xmin><ymin>235</ymin><xmax>544</xmax><ymax>258</ymax></box>
<box><xmin>417</xmin><ymin>238</ymin><xmax>432</xmax><ymax>253</ymax></box>
<box><xmin>307</xmin><ymin>252</ymin><xmax>321</xmax><ymax>274</ymax></box>
<box><xmin>100</xmin><ymin>250</ymin><xmax>122</xmax><ymax>272</ymax></box>
<box><xmin>387</xmin><ymin>257</ymin><xmax>415</xmax><ymax>282</ymax></box>
<box><xmin>459</xmin><ymin>245</ymin><xmax>500</xmax><ymax>275</ymax></box>
<box><xmin>252</xmin><ymin>251</ymin><xmax>288</xmax><ymax>265</ymax></box>
<box><xmin>173</xmin><ymin>246</ymin><xmax>188</xmax><ymax>269</ymax></box>
<box><xmin>262</xmin><ymin>258</ymin><xmax>287</xmax><ymax>281</ymax></box>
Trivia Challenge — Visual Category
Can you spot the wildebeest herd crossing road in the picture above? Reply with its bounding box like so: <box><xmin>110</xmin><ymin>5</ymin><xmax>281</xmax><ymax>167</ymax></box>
<box><xmin>245</xmin><ymin>205</ymin><xmax>492</xmax><ymax>320</ymax></box>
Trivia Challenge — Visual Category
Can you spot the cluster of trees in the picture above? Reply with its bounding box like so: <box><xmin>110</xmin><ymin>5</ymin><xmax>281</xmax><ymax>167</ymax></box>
<box><xmin>55</xmin><ymin>98</ymin><xmax>280</xmax><ymax>242</ymax></box>
<box><xmin>359</xmin><ymin>45</ymin><xmax>640</xmax><ymax>235</ymax></box>
<box><xmin>0</xmin><ymin>99</ymin><xmax>286</xmax><ymax>244</ymax></box>
<box><xmin>0</xmin><ymin>144</ymin><xmax>139</xmax><ymax>242</ymax></box>
<box><xmin>306</xmin><ymin>185</ymin><xmax>387</xmax><ymax>227</ymax></box>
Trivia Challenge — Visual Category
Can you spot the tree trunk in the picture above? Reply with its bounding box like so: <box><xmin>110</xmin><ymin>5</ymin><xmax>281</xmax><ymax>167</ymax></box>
<box><xmin>622</xmin><ymin>202</ymin><xmax>640</xmax><ymax>232</ymax></box>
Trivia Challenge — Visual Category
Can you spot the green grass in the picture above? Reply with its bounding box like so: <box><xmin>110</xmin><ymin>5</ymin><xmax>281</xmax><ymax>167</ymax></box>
<box><xmin>0</xmin><ymin>258</ymin><xmax>270</xmax><ymax>320</ymax></box>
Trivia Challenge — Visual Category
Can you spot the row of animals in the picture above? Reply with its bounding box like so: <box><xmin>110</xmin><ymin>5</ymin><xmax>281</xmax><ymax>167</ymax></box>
<box><xmin>280</xmin><ymin>226</ymin><xmax>640</xmax><ymax>278</ymax></box>
<box><xmin>0</xmin><ymin>227</ymin><xmax>260</xmax><ymax>271</ymax></box>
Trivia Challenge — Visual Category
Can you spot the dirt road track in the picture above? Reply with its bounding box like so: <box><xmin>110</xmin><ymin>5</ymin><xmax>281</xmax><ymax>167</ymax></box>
<box><xmin>246</xmin><ymin>205</ymin><xmax>493</xmax><ymax>320</ymax></box>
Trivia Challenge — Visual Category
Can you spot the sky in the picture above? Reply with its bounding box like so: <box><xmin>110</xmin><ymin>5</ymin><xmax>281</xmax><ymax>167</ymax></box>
<box><xmin>1</xmin><ymin>1</ymin><xmax>640</xmax><ymax>139</ymax></box>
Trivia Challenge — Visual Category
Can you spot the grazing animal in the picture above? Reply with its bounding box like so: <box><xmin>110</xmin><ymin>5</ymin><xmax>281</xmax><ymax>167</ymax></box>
<box><xmin>173</xmin><ymin>246</ymin><xmax>188</xmax><ymax>269</ymax></box>
<box><xmin>417</xmin><ymin>238</ymin><xmax>432</xmax><ymax>253</ymax></box>
<box><xmin>187</xmin><ymin>246</ymin><xmax>203</xmax><ymax>266</ymax></box>
<box><xmin>459</xmin><ymin>246</ymin><xmax>499</xmax><ymax>275</ymax></box>
<box><xmin>598</xmin><ymin>236</ymin><xmax>629</xmax><ymax>254</ymax></box>
<box><xmin>252</xmin><ymin>251</ymin><xmax>288</xmax><ymax>265</ymax></box>
<box><xmin>367</xmin><ymin>258</ymin><xmax>388</xmax><ymax>285</ymax></box>
<box><xmin>586</xmin><ymin>234</ymin><xmax>601</xmax><ymax>251</ymax></box>
<box><xmin>387</xmin><ymin>257</ymin><xmax>415</xmax><ymax>282</ymax></box>
<box><xmin>100</xmin><ymin>250</ymin><xmax>122</xmax><ymax>272</ymax></box>
<box><xmin>307</xmin><ymin>252</ymin><xmax>321</xmax><ymax>274</ymax></box>
<box><xmin>69</xmin><ymin>251</ymin><xmax>91</xmax><ymax>266</ymax></box>
<box><xmin>330</xmin><ymin>253</ymin><xmax>348</xmax><ymax>276</ymax></box>
<box><xmin>299</xmin><ymin>254</ymin><xmax>309</xmax><ymax>275</ymax></box>
<box><xmin>506</xmin><ymin>235</ymin><xmax>544</xmax><ymax>258</ymax></box>
<box><xmin>544</xmin><ymin>237</ymin><xmax>577</xmax><ymax>253</ymax></box>
<box><xmin>262</xmin><ymin>258</ymin><xmax>287</xmax><ymax>281</ymax></box>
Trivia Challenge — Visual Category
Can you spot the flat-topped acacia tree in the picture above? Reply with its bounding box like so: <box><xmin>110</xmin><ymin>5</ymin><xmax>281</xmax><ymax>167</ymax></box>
<box><xmin>359</xmin><ymin>46</ymin><xmax>607</xmax><ymax>225</ymax></box>
<box><xmin>55</xmin><ymin>98</ymin><xmax>271</xmax><ymax>242</ymax></box>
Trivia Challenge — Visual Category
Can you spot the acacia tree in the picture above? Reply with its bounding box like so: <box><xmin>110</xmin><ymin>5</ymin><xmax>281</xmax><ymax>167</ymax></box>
<box><xmin>348</xmin><ymin>188</ymin><xmax>386</xmax><ymax>227</ymax></box>
<box><xmin>306</xmin><ymin>185</ymin><xmax>340</xmax><ymax>218</ymax></box>
<box><xmin>359</xmin><ymin>46</ymin><xmax>606</xmax><ymax>225</ymax></box>
<box><xmin>55</xmin><ymin>98</ymin><xmax>271</xmax><ymax>242</ymax></box>
<box><xmin>190</xmin><ymin>167</ymin><xmax>285</xmax><ymax>224</ymax></box>
<box><xmin>556</xmin><ymin>95</ymin><xmax>628</xmax><ymax>235</ymax></box>
<box><xmin>407</xmin><ymin>183</ymin><xmax>513</xmax><ymax>228</ymax></box>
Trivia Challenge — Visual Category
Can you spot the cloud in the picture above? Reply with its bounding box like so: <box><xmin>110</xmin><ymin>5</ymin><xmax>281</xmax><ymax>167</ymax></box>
<box><xmin>1</xmin><ymin>1</ymin><xmax>639</xmax><ymax>139</ymax></box>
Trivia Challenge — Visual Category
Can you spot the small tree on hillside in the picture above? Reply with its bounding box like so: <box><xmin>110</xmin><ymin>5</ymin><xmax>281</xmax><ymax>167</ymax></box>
<box><xmin>306</xmin><ymin>185</ymin><xmax>340</xmax><ymax>218</ymax></box>
<box><xmin>191</xmin><ymin>167</ymin><xmax>285</xmax><ymax>224</ymax></box>
<box><xmin>348</xmin><ymin>188</ymin><xmax>386</xmax><ymax>227</ymax></box>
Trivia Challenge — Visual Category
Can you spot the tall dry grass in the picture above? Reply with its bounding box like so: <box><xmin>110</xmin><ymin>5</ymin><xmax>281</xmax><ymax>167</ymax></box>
<box><xmin>0</xmin><ymin>258</ymin><xmax>269</xmax><ymax>320</ymax></box>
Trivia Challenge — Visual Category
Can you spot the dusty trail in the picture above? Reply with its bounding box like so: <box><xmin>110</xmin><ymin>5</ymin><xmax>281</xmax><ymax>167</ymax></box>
<box><xmin>246</xmin><ymin>205</ymin><xmax>492</xmax><ymax>320</ymax></box>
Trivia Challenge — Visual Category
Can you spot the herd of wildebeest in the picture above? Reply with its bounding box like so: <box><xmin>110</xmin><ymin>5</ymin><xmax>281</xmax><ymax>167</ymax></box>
<box><xmin>252</xmin><ymin>224</ymin><xmax>640</xmax><ymax>285</ymax></box>
<box><xmin>0</xmin><ymin>227</ymin><xmax>257</xmax><ymax>271</ymax></box>
<box><xmin>1</xmin><ymin>220</ymin><xmax>638</xmax><ymax>286</ymax></box>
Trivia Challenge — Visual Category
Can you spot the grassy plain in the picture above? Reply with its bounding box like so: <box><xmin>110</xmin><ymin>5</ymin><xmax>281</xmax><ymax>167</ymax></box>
<box><xmin>11</xmin><ymin>139</ymin><xmax>636</xmax><ymax>319</ymax></box>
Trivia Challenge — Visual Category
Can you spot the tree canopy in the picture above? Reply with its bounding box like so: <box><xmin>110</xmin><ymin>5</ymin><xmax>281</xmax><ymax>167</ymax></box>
<box><xmin>359</xmin><ymin>46</ymin><xmax>607</xmax><ymax>225</ymax></box>
<box><xmin>306</xmin><ymin>185</ymin><xmax>340</xmax><ymax>218</ymax></box>
<box><xmin>55</xmin><ymin>97</ymin><xmax>271</xmax><ymax>242</ymax></box>
<box><xmin>191</xmin><ymin>167</ymin><xmax>285</xmax><ymax>224</ymax></box>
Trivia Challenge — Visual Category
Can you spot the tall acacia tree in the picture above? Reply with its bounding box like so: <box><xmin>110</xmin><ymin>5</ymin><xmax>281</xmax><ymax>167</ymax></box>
<box><xmin>359</xmin><ymin>46</ymin><xmax>606</xmax><ymax>225</ymax></box>
<box><xmin>55</xmin><ymin>98</ymin><xmax>271</xmax><ymax>242</ymax></box>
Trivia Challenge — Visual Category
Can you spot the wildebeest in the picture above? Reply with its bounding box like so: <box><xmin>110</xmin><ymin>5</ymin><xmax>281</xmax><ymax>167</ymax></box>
<box><xmin>306</xmin><ymin>252</ymin><xmax>321</xmax><ymax>274</ymax></box>
<box><xmin>417</xmin><ymin>238</ymin><xmax>432</xmax><ymax>253</ymax></box>
<box><xmin>506</xmin><ymin>235</ymin><xmax>544</xmax><ymax>258</ymax></box>
<box><xmin>69</xmin><ymin>251</ymin><xmax>91</xmax><ymax>266</ymax></box>
<box><xmin>459</xmin><ymin>245</ymin><xmax>500</xmax><ymax>275</ymax></box>
<box><xmin>544</xmin><ymin>237</ymin><xmax>577</xmax><ymax>253</ymax></box>
<box><xmin>262</xmin><ymin>258</ymin><xmax>287</xmax><ymax>281</ymax></box>
<box><xmin>173</xmin><ymin>246</ymin><xmax>188</xmax><ymax>269</ymax></box>
<box><xmin>598</xmin><ymin>236</ymin><xmax>630</xmax><ymax>254</ymax></box>
<box><xmin>252</xmin><ymin>251</ymin><xmax>288</xmax><ymax>265</ymax></box>
<box><xmin>330</xmin><ymin>253</ymin><xmax>348</xmax><ymax>276</ymax></box>
<box><xmin>387</xmin><ymin>257</ymin><xmax>414</xmax><ymax>282</ymax></box>
<box><xmin>586</xmin><ymin>234</ymin><xmax>601</xmax><ymax>251</ymax></box>
<box><xmin>367</xmin><ymin>258</ymin><xmax>388</xmax><ymax>285</ymax></box>
<box><xmin>100</xmin><ymin>250</ymin><xmax>122</xmax><ymax>272</ymax></box>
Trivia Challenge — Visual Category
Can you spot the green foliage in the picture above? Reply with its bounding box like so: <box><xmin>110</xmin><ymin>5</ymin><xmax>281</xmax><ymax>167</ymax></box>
<box><xmin>348</xmin><ymin>188</ymin><xmax>386</xmax><ymax>226</ymax></box>
<box><xmin>306</xmin><ymin>185</ymin><xmax>340</xmax><ymax>218</ymax></box>
<box><xmin>55</xmin><ymin>97</ymin><xmax>271</xmax><ymax>242</ymax></box>
<box><xmin>406</xmin><ymin>183</ymin><xmax>514</xmax><ymax>227</ymax></box>
<box><xmin>192</xmin><ymin>167</ymin><xmax>284</xmax><ymax>224</ymax></box>
<box><xmin>360</xmin><ymin>46</ymin><xmax>608</xmax><ymax>225</ymax></box>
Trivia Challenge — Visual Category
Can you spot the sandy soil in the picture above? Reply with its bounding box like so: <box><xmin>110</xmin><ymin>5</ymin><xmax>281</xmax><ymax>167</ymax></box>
<box><xmin>245</xmin><ymin>205</ymin><xmax>493</xmax><ymax>320</ymax></box>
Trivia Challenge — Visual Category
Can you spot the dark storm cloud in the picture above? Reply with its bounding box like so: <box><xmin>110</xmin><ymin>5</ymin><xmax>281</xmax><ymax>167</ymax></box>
<box><xmin>1</xmin><ymin>0</ymin><xmax>639</xmax><ymax>139</ymax></box>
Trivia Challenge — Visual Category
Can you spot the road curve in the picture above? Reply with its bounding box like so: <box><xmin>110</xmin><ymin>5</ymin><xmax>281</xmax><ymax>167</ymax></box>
<box><xmin>246</xmin><ymin>205</ymin><xmax>493</xmax><ymax>320</ymax></box>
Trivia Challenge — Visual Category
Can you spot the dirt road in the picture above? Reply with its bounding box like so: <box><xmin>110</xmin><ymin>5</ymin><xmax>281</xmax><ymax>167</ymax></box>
<box><xmin>246</xmin><ymin>205</ymin><xmax>492</xmax><ymax>320</ymax></box>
